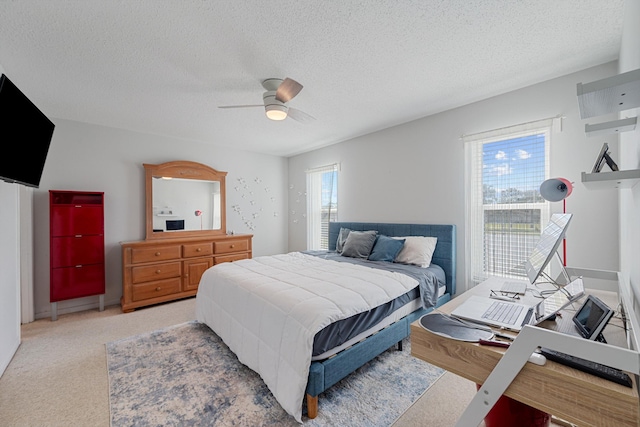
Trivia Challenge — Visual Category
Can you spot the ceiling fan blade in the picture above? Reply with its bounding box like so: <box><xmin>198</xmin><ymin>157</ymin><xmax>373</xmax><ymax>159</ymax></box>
<box><xmin>218</xmin><ymin>105</ymin><xmax>263</xmax><ymax>109</ymax></box>
<box><xmin>275</xmin><ymin>78</ymin><xmax>303</xmax><ymax>103</ymax></box>
<box><xmin>288</xmin><ymin>107</ymin><xmax>316</xmax><ymax>123</ymax></box>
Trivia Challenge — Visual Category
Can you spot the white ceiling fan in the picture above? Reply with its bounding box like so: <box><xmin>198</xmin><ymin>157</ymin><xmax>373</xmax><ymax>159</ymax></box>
<box><xmin>218</xmin><ymin>77</ymin><xmax>315</xmax><ymax>123</ymax></box>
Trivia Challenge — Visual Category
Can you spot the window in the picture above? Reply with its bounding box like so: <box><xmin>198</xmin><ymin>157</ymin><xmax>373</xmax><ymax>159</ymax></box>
<box><xmin>306</xmin><ymin>164</ymin><xmax>338</xmax><ymax>250</ymax></box>
<box><xmin>464</xmin><ymin>118</ymin><xmax>558</xmax><ymax>287</ymax></box>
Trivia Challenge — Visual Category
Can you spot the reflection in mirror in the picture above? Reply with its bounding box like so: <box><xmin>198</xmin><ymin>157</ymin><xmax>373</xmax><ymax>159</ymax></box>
<box><xmin>144</xmin><ymin>160</ymin><xmax>227</xmax><ymax>240</ymax></box>
<box><xmin>151</xmin><ymin>178</ymin><xmax>221</xmax><ymax>232</ymax></box>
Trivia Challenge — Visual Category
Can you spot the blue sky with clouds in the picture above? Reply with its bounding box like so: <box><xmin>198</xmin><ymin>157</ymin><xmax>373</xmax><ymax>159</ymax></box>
<box><xmin>483</xmin><ymin>133</ymin><xmax>545</xmax><ymax>198</ymax></box>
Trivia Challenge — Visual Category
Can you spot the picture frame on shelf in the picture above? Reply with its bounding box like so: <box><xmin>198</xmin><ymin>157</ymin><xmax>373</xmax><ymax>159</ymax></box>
<box><xmin>591</xmin><ymin>143</ymin><xmax>619</xmax><ymax>173</ymax></box>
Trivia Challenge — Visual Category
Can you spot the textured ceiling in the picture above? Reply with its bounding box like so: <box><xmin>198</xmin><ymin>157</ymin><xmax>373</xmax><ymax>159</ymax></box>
<box><xmin>0</xmin><ymin>1</ymin><xmax>625</xmax><ymax>157</ymax></box>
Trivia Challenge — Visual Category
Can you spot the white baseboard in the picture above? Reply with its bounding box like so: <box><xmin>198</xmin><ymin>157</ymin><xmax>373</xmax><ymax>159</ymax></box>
<box><xmin>34</xmin><ymin>296</ymin><xmax>120</xmax><ymax>321</ymax></box>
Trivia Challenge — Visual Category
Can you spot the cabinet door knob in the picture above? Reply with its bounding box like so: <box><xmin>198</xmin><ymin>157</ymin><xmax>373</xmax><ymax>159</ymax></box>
<box><xmin>155</xmin><ymin>252</ymin><xmax>161</xmax><ymax>256</ymax></box>
<box><xmin>155</xmin><ymin>287</ymin><xmax>161</xmax><ymax>291</ymax></box>
<box><xmin>155</xmin><ymin>269</ymin><xmax>161</xmax><ymax>274</ymax></box>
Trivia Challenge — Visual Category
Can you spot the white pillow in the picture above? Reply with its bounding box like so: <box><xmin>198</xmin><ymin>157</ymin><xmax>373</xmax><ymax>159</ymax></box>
<box><xmin>393</xmin><ymin>236</ymin><xmax>438</xmax><ymax>267</ymax></box>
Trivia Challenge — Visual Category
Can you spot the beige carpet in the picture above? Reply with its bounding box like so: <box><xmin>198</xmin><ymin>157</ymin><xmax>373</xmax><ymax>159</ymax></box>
<box><xmin>0</xmin><ymin>298</ymin><xmax>561</xmax><ymax>426</ymax></box>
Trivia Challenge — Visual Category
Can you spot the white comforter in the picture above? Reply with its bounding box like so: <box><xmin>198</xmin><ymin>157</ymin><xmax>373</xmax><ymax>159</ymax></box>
<box><xmin>195</xmin><ymin>252</ymin><xmax>418</xmax><ymax>422</ymax></box>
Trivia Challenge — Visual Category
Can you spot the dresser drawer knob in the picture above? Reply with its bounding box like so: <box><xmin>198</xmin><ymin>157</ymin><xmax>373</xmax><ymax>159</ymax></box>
<box><xmin>155</xmin><ymin>269</ymin><xmax>161</xmax><ymax>274</ymax></box>
<box><xmin>155</xmin><ymin>287</ymin><xmax>161</xmax><ymax>291</ymax></box>
<box><xmin>196</xmin><ymin>248</ymin><xmax>201</xmax><ymax>252</ymax></box>
<box><xmin>230</xmin><ymin>244</ymin><xmax>235</xmax><ymax>248</ymax></box>
<box><xmin>155</xmin><ymin>252</ymin><xmax>161</xmax><ymax>256</ymax></box>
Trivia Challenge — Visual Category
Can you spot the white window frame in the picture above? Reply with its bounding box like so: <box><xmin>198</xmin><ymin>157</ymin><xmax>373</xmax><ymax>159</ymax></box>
<box><xmin>306</xmin><ymin>163</ymin><xmax>338</xmax><ymax>250</ymax></box>
<box><xmin>463</xmin><ymin>118</ymin><xmax>560</xmax><ymax>289</ymax></box>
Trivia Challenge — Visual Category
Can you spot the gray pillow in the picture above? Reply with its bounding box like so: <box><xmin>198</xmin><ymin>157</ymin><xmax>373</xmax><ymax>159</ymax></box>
<box><xmin>341</xmin><ymin>230</ymin><xmax>378</xmax><ymax>259</ymax></box>
<box><xmin>336</xmin><ymin>227</ymin><xmax>351</xmax><ymax>253</ymax></box>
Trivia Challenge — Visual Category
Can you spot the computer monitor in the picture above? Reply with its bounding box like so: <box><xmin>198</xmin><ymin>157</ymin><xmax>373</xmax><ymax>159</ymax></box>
<box><xmin>524</xmin><ymin>213</ymin><xmax>572</xmax><ymax>285</ymax></box>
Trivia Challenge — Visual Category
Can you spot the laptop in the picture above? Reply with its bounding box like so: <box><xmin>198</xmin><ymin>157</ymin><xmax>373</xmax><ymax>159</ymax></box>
<box><xmin>451</xmin><ymin>278</ymin><xmax>584</xmax><ymax>332</ymax></box>
<box><xmin>499</xmin><ymin>280</ymin><xmax>528</xmax><ymax>295</ymax></box>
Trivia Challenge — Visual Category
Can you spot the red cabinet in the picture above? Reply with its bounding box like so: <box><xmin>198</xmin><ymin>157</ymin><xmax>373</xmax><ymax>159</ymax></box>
<box><xmin>49</xmin><ymin>190</ymin><xmax>105</xmax><ymax>320</ymax></box>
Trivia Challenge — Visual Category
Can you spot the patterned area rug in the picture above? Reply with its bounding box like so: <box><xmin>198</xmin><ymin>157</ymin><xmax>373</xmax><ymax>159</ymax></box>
<box><xmin>106</xmin><ymin>321</ymin><xmax>444</xmax><ymax>426</ymax></box>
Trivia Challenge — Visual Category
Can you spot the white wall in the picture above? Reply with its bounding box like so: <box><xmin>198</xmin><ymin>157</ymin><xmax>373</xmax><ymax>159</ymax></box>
<box><xmin>0</xmin><ymin>62</ymin><xmax>20</xmax><ymax>378</ymax></box>
<box><xmin>618</xmin><ymin>0</ymin><xmax>640</xmax><ymax>333</ymax></box>
<box><xmin>0</xmin><ymin>182</ymin><xmax>20</xmax><ymax>377</ymax></box>
<box><xmin>289</xmin><ymin>62</ymin><xmax>621</xmax><ymax>294</ymax></box>
<box><xmin>33</xmin><ymin>120</ymin><xmax>289</xmax><ymax>319</ymax></box>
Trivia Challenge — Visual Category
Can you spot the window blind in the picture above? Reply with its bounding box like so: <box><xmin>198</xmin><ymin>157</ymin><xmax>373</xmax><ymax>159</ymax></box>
<box><xmin>306</xmin><ymin>163</ymin><xmax>338</xmax><ymax>250</ymax></box>
<box><xmin>463</xmin><ymin>118</ymin><xmax>557</xmax><ymax>288</ymax></box>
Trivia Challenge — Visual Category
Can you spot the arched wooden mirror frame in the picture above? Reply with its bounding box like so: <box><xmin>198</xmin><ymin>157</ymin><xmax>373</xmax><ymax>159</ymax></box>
<box><xmin>144</xmin><ymin>160</ymin><xmax>227</xmax><ymax>240</ymax></box>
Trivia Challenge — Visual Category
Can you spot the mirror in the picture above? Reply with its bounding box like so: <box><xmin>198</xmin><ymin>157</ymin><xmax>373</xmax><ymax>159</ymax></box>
<box><xmin>144</xmin><ymin>160</ymin><xmax>227</xmax><ymax>240</ymax></box>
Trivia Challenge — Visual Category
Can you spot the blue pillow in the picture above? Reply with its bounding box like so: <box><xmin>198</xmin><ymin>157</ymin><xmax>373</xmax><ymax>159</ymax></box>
<box><xmin>368</xmin><ymin>235</ymin><xmax>406</xmax><ymax>262</ymax></box>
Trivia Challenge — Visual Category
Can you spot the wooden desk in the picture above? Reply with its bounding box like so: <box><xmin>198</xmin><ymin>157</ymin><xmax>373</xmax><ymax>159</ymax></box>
<box><xmin>411</xmin><ymin>277</ymin><xmax>639</xmax><ymax>427</ymax></box>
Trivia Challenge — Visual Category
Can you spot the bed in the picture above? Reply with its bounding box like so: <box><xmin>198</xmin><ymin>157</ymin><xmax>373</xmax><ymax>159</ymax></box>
<box><xmin>195</xmin><ymin>222</ymin><xmax>456</xmax><ymax>422</ymax></box>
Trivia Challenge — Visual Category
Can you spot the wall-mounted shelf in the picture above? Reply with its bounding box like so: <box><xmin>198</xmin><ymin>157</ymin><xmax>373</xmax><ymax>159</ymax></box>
<box><xmin>155</xmin><ymin>207</ymin><xmax>174</xmax><ymax>215</ymax></box>
<box><xmin>581</xmin><ymin>169</ymin><xmax>640</xmax><ymax>190</ymax></box>
<box><xmin>577</xmin><ymin>68</ymin><xmax>640</xmax><ymax>119</ymax></box>
<box><xmin>585</xmin><ymin>117</ymin><xmax>637</xmax><ymax>137</ymax></box>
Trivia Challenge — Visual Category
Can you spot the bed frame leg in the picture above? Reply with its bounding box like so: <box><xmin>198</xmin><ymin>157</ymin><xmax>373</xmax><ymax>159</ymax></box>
<box><xmin>307</xmin><ymin>394</ymin><xmax>318</xmax><ymax>419</ymax></box>
<box><xmin>397</xmin><ymin>340</ymin><xmax>403</xmax><ymax>351</ymax></box>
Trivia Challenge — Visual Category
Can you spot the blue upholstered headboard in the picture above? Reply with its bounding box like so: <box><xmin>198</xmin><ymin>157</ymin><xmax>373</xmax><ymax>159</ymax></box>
<box><xmin>328</xmin><ymin>222</ymin><xmax>456</xmax><ymax>296</ymax></box>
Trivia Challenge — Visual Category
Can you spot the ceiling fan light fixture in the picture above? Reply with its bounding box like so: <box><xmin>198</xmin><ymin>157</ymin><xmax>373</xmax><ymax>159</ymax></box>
<box><xmin>219</xmin><ymin>78</ymin><xmax>313</xmax><ymax>123</ymax></box>
<box><xmin>265</xmin><ymin>104</ymin><xmax>288</xmax><ymax>121</ymax></box>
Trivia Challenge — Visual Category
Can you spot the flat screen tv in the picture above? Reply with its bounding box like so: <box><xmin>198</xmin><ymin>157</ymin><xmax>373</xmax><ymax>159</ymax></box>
<box><xmin>524</xmin><ymin>213</ymin><xmax>572</xmax><ymax>285</ymax></box>
<box><xmin>166</xmin><ymin>219</ymin><xmax>185</xmax><ymax>231</ymax></box>
<box><xmin>0</xmin><ymin>74</ymin><xmax>55</xmax><ymax>188</ymax></box>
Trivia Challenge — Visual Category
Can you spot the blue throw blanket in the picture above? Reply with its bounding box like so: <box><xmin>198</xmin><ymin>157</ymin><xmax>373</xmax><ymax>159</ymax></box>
<box><xmin>304</xmin><ymin>250</ymin><xmax>445</xmax><ymax>308</ymax></box>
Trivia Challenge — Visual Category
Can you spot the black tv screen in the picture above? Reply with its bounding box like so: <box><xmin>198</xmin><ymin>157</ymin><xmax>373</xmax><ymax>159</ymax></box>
<box><xmin>0</xmin><ymin>74</ymin><xmax>55</xmax><ymax>188</ymax></box>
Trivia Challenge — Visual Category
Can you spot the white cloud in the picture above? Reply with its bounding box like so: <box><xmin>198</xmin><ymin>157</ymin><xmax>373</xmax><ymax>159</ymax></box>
<box><xmin>491</xmin><ymin>164</ymin><xmax>512</xmax><ymax>176</ymax></box>
<box><xmin>495</xmin><ymin>150</ymin><xmax>506</xmax><ymax>160</ymax></box>
<box><xmin>515</xmin><ymin>149</ymin><xmax>531</xmax><ymax>159</ymax></box>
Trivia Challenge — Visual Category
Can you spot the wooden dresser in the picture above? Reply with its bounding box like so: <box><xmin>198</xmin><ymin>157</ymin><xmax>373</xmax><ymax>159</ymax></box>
<box><xmin>120</xmin><ymin>234</ymin><xmax>252</xmax><ymax>312</ymax></box>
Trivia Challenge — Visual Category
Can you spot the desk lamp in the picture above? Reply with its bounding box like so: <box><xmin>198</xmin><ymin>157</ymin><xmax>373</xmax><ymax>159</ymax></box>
<box><xmin>540</xmin><ymin>177</ymin><xmax>573</xmax><ymax>265</ymax></box>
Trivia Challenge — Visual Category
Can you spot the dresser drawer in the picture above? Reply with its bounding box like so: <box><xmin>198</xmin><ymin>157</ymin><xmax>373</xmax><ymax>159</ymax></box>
<box><xmin>131</xmin><ymin>245</ymin><xmax>181</xmax><ymax>264</ymax></box>
<box><xmin>132</xmin><ymin>278</ymin><xmax>182</xmax><ymax>301</ymax></box>
<box><xmin>214</xmin><ymin>239</ymin><xmax>248</xmax><ymax>254</ymax></box>
<box><xmin>51</xmin><ymin>264</ymin><xmax>105</xmax><ymax>302</ymax></box>
<box><xmin>215</xmin><ymin>253</ymin><xmax>249</xmax><ymax>264</ymax></box>
<box><xmin>183</xmin><ymin>242</ymin><xmax>213</xmax><ymax>258</ymax></box>
<box><xmin>131</xmin><ymin>262</ymin><xmax>181</xmax><ymax>284</ymax></box>
<box><xmin>50</xmin><ymin>205</ymin><xmax>104</xmax><ymax>236</ymax></box>
<box><xmin>51</xmin><ymin>235</ymin><xmax>104</xmax><ymax>268</ymax></box>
